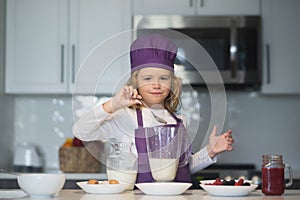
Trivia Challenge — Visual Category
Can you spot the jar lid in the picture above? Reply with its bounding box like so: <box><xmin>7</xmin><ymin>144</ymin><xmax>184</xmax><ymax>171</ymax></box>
<box><xmin>262</xmin><ymin>155</ymin><xmax>283</xmax><ymax>161</ymax></box>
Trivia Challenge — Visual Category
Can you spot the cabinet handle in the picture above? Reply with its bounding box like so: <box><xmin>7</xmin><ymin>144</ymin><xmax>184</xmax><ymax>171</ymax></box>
<box><xmin>230</xmin><ymin>20</ymin><xmax>238</xmax><ymax>79</ymax></box>
<box><xmin>266</xmin><ymin>44</ymin><xmax>271</xmax><ymax>84</ymax></box>
<box><xmin>61</xmin><ymin>44</ymin><xmax>65</xmax><ymax>83</ymax></box>
<box><xmin>189</xmin><ymin>0</ymin><xmax>193</xmax><ymax>7</ymax></box>
<box><xmin>72</xmin><ymin>44</ymin><xmax>76</xmax><ymax>83</ymax></box>
<box><xmin>200</xmin><ymin>0</ymin><xmax>204</xmax><ymax>7</ymax></box>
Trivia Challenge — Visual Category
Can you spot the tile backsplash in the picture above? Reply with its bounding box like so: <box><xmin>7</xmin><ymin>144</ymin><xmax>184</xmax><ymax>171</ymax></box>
<box><xmin>3</xmin><ymin>90</ymin><xmax>300</xmax><ymax>178</ymax></box>
<box><xmin>14</xmin><ymin>96</ymin><xmax>75</xmax><ymax>171</ymax></box>
<box><xmin>12</xmin><ymin>95</ymin><xmax>110</xmax><ymax>172</ymax></box>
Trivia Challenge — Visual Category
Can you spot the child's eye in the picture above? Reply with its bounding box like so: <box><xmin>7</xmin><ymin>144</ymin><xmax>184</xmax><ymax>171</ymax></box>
<box><xmin>143</xmin><ymin>77</ymin><xmax>152</xmax><ymax>81</ymax></box>
<box><xmin>160</xmin><ymin>76</ymin><xmax>170</xmax><ymax>81</ymax></box>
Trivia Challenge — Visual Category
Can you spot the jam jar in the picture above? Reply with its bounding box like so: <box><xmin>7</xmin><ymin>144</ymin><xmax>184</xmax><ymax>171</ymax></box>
<box><xmin>262</xmin><ymin>155</ymin><xmax>293</xmax><ymax>195</ymax></box>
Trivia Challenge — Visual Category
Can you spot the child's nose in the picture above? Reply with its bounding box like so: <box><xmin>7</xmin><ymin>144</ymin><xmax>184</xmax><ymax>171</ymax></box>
<box><xmin>152</xmin><ymin>81</ymin><xmax>161</xmax><ymax>89</ymax></box>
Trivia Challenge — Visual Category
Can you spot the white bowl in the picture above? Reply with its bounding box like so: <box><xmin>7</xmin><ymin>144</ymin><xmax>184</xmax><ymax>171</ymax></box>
<box><xmin>135</xmin><ymin>182</ymin><xmax>192</xmax><ymax>196</ymax></box>
<box><xmin>200</xmin><ymin>180</ymin><xmax>258</xmax><ymax>197</ymax></box>
<box><xmin>17</xmin><ymin>173</ymin><xmax>65</xmax><ymax>198</ymax></box>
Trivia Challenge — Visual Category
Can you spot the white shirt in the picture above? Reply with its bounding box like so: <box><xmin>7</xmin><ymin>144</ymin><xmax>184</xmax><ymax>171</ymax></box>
<box><xmin>72</xmin><ymin>105</ymin><xmax>216</xmax><ymax>174</ymax></box>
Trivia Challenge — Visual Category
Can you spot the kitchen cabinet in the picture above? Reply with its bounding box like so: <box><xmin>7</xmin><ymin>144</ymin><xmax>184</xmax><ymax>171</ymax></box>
<box><xmin>197</xmin><ymin>0</ymin><xmax>260</xmax><ymax>15</ymax></box>
<box><xmin>6</xmin><ymin>0</ymin><xmax>68</xmax><ymax>93</ymax></box>
<box><xmin>133</xmin><ymin>0</ymin><xmax>260</xmax><ymax>15</ymax></box>
<box><xmin>6</xmin><ymin>0</ymin><xmax>131</xmax><ymax>94</ymax></box>
<box><xmin>133</xmin><ymin>0</ymin><xmax>195</xmax><ymax>15</ymax></box>
<box><xmin>261</xmin><ymin>0</ymin><xmax>300</xmax><ymax>94</ymax></box>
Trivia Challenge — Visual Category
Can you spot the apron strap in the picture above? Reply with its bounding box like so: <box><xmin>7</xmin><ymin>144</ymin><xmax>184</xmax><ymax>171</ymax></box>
<box><xmin>169</xmin><ymin>111</ymin><xmax>183</xmax><ymax>125</ymax></box>
<box><xmin>136</xmin><ymin>108</ymin><xmax>144</xmax><ymax>127</ymax></box>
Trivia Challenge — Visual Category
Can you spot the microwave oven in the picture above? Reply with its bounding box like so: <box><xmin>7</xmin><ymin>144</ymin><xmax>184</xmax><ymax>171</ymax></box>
<box><xmin>133</xmin><ymin>15</ymin><xmax>262</xmax><ymax>87</ymax></box>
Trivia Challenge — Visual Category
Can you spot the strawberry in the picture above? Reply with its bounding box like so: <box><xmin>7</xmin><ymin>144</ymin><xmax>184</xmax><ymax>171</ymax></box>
<box><xmin>213</xmin><ymin>178</ymin><xmax>223</xmax><ymax>185</ymax></box>
<box><xmin>235</xmin><ymin>178</ymin><xmax>244</xmax><ymax>186</ymax></box>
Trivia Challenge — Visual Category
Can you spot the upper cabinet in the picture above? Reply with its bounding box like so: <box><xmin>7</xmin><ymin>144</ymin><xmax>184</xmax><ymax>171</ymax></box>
<box><xmin>133</xmin><ymin>0</ymin><xmax>195</xmax><ymax>15</ymax></box>
<box><xmin>261</xmin><ymin>0</ymin><xmax>300</xmax><ymax>94</ymax></box>
<box><xmin>69</xmin><ymin>0</ymin><xmax>131</xmax><ymax>95</ymax></box>
<box><xmin>6</xmin><ymin>0</ymin><xmax>131</xmax><ymax>94</ymax></box>
<box><xmin>197</xmin><ymin>0</ymin><xmax>260</xmax><ymax>15</ymax></box>
<box><xmin>133</xmin><ymin>0</ymin><xmax>260</xmax><ymax>15</ymax></box>
<box><xmin>6</xmin><ymin>0</ymin><xmax>68</xmax><ymax>93</ymax></box>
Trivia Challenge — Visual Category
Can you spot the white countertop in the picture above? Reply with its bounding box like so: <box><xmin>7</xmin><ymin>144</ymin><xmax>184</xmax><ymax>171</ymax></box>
<box><xmin>1</xmin><ymin>189</ymin><xmax>300</xmax><ymax>200</ymax></box>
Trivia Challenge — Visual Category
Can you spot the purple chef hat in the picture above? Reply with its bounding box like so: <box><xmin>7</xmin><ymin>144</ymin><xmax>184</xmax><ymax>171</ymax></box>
<box><xmin>130</xmin><ymin>34</ymin><xmax>177</xmax><ymax>73</ymax></box>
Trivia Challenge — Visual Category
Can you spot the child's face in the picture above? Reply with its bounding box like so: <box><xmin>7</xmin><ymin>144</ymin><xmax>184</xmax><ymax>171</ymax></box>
<box><xmin>137</xmin><ymin>67</ymin><xmax>172</xmax><ymax>106</ymax></box>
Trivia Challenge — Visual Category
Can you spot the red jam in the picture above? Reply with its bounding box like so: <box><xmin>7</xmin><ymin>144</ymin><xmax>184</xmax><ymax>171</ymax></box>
<box><xmin>262</xmin><ymin>167</ymin><xmax>284</xmax><ymax>195</ymax></box>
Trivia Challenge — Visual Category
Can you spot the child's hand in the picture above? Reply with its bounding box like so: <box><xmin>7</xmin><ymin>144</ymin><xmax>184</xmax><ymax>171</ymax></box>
<box><xmin>207</xmin><ymin>126</ymin><xmax>234</xmax><ymax>158</ymax></box>
<box><xmin>103</xmin><ymin>86</ymin><xmax>142</xmax><ymax>113</ymax></box>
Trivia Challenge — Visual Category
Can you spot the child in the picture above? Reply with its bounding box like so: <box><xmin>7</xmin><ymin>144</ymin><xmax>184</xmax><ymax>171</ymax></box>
<box><xmin>73</xmin><ymin>34</ymin><xmax>234</xmax><ymax>183</ymax></box>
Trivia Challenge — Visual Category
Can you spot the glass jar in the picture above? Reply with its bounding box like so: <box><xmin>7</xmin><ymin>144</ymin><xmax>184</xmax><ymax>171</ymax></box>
<box><xmin>261</xmin><ymin>155</ymin><xmax>293</xmax><ymax>195</ymax></box>
<box><xmin>106</xmin><ymin>142</ymin><xmax>137</xmax><ymax>190</ymax></box>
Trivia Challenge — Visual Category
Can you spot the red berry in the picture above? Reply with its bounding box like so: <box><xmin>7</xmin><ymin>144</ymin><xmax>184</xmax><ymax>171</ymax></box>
<box><xmin>212</xmin><ymin>178</ymin><xmax>223</xmax><ymax>185</ymax></box>
<box><xmin>238</xmin><ymin>178</ymin><xmax>244</xmax><ymax>185</ymax></box>
<box><xmin>234</xmin><ymin>178</ymin><xmax>244</xmax><ymax>186</ymax></box>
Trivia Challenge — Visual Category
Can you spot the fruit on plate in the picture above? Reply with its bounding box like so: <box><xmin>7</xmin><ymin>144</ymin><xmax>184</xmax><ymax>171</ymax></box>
<box><xmin>87</xmin><ymin>179</ymin><xmax>99</xmax><ymax>184</ymax></box>
<box><xmin>205</xmin><ymin>178</ymin><xmax>251</xmax><ymax>186</ymax></box>
<box><xmin>87</xmin><ymin>179</ymin><xmax>120</xmax><ymax>184</ymax></box>
<box><xmin>108</xmin><ymin>179</ymin><xmax>119</xmax><ymax>184</ymax></box>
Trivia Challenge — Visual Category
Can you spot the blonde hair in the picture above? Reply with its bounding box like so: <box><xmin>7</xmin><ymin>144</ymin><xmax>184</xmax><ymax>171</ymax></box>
<box><xmin>126</xmin><ymin>70</ymin><xmax>182</xmax><ymax>113</ymax></box>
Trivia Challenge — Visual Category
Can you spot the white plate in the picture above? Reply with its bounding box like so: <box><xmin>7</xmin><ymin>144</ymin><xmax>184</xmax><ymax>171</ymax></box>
<box><xmin>76</xmin><ymin>181</ymin><xmax>130</xmax><ymax>194</ymax></box>
<box><xmin>0</xmin><ymin>190</ymin><xmax>28</xmax><ymax>198</ymax></box>
<box><xmin>200</xmin><ymin>180</ymin><xmax>258</xmax><ymax>197</ymax></box>
<box><xmin>135</xmin><ymin>182</ymin><xmax>192</xmax><ymax>196</ymax></box>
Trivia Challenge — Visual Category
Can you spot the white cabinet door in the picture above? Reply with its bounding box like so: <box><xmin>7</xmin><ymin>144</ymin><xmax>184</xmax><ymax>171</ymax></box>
<box><xmin>5</xmin><ymin>0</ymin><xmax>68</xmax><ymax>93</ymax></box>
<box><xmin>6</xmin><ymin>0</ymin><xmax>131</xmax><ymax>94</ymax></box>
<box><xmin>261</xmin><ymin>0</ymin><xmax>300</xmax><ymax>94</ymax></box>
<box><xmin>133</xmin><ymin>0</ymin><xmax>260</xmax><ymax>15</ymax></box>
<box><xmin>70</xmin><ymin>0</ymin><xmax>131</xmax><ymax>95</ymax></box>
<box><xmin>197</xmin><ymin>0</ymin><xmax>260</xmax><ymax>15</ymax></box>
<box><xmin>133</xmin><ymin>0</ymin><xmax>196</xmax><ymax>15</ymax></box>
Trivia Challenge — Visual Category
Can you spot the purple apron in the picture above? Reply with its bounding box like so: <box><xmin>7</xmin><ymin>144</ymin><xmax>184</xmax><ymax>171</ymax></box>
<box><xmin>134</xmin><ymin>108</ymin><xmax>192</xmax><ymax>183</ymax></box>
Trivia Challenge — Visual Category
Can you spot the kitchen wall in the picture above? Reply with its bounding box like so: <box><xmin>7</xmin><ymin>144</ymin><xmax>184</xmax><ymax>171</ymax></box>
<box><xmin>10</xmin><ymin>91</ymin><xmax>300</xmax><ymax>178</ymax></box>
<box><xmin>193</xmin><ymin>89</ymin><xmax>300</xmax><ymax>177</ymax></box>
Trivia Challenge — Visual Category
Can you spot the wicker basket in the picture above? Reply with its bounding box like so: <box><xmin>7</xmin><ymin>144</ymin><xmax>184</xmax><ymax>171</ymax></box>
<box><xmin>59</xmin><ymin>147</ymin><xmax>102</xmax><ymax>173</ymax></box>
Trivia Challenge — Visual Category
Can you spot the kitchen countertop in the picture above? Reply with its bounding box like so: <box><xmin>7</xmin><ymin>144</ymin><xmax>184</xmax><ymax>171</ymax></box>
<box><xmin>0</xmin><ymin>173</ymin><xmax>107</xmax><ymax>180</ymax></box>
<box><xmin>1</xmin><ymin>189</ymin><xmax>300</xmax><ymax>200</ymax></box>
